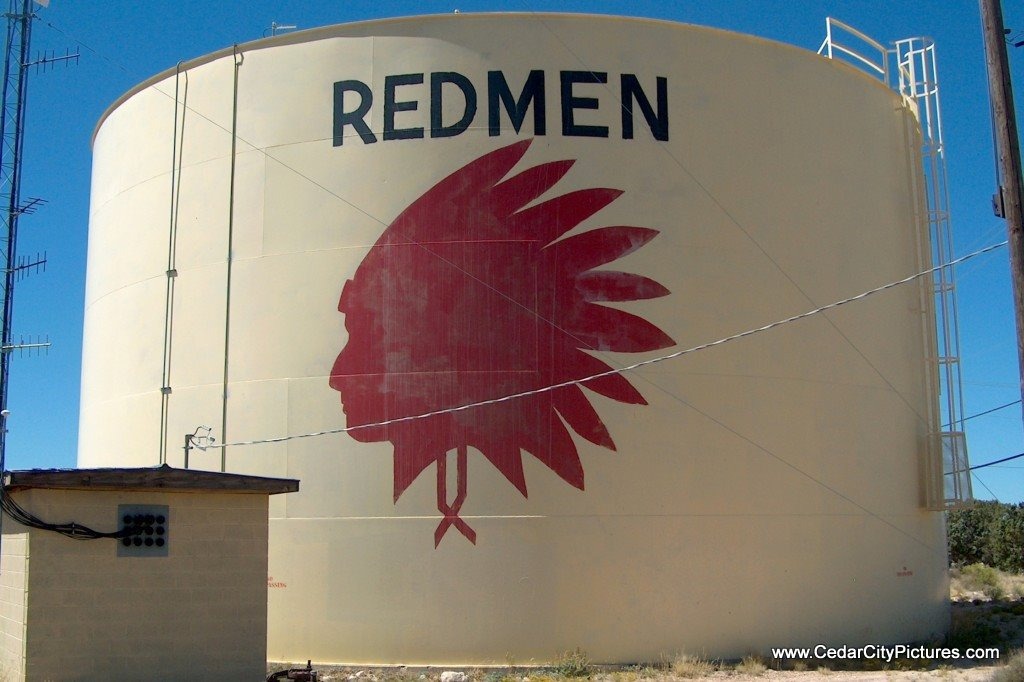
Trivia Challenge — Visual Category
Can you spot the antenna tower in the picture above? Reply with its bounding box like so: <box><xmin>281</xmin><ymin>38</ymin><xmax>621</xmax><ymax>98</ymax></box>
<box><xmin>0</xmin><ymin>0</ymin><xmax>70</xmax><ymax>473</ymax></box>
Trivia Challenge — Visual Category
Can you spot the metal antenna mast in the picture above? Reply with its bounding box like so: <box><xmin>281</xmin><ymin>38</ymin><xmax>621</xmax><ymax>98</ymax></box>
<box><xmin>0</xmin><ymin>0</ymin><xmax>35</xmax><ymax>475</ymax></box>
<box><xmin>0</xmin><ymin>0</ymin><xmax>68</xmax><ymax>473</ymax></box>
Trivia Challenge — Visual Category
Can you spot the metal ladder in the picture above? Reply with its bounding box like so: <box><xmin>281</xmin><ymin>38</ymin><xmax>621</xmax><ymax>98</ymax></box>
<box><xmin>818</xmin><ymin>18</ymin><xmax>972</xmax><ymax>508</ymax></box>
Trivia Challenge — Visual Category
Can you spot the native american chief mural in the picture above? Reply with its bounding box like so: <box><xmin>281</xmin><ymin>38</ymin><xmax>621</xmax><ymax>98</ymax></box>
<box><xmin>330</xmin><ymin>139</ymin><xmax>675</xmax><ymax>545</ymax></box>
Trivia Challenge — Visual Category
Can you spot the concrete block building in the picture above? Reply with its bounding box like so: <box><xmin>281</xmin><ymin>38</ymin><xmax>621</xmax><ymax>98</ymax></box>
<box><xmin>0</xmin><ymin>465</ymin><xmax>298</xmax><ymax>681</ymax></box>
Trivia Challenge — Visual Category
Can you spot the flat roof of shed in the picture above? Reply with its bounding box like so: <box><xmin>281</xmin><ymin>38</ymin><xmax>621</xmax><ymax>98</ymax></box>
<box><xmin>3</xmin><ymin>464</ymin><xmax>299</xmax><ymax>495</ymax></box>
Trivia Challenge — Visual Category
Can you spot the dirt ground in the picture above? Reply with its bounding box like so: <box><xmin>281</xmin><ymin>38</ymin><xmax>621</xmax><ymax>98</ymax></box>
<box><xmin>268</xmin><ymin>593</ymin><xmax>1024</xmax><ymax>682</ymax></box>
<box><xmin>265</xmin><ymin>663</ymin><xmax>1006</xmax><ymax>682</ymax></box>
<box><xmin>659</xmin><ymin>670</ymin><xmax>998</xmax><ymax>681</ymax></box>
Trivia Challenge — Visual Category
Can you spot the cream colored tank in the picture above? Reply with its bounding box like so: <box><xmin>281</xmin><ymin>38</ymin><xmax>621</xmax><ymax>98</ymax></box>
<box><xmin>82</xmin><ymin>14</ymin><xmax>946</xmax><ymax>664</ymax></box>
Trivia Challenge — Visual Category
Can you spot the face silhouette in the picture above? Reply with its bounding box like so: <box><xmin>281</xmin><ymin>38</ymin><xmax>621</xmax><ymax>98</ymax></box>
<box><xmin>329</xmin><ymin>278</ymin><xmax>379</xmax><ymax>440</ymax></box>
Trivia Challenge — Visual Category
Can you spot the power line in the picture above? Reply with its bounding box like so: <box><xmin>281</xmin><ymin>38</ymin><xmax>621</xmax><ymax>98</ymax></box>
<box><xmin>1</xmin><ymin>490</ymin><xmax>132</xmax><ymax>540</ymax></box>
<box><xmin>39</xmin><ymin>18</ymin><xmax>129</xmax><ymax>73</ymax></box>
<box><xmin>197</xmin><ymin>240</ymin><xmax>1008</xmax><ymax>450</ymax></box>
<box><xmin>944</xmin><ymin>398</ymin><xmax>1022</xmax><ymax>427</ymax></box>
<box><xmin>970</xmin><ymin>451</ymin><xmax>1024</xmax><ymax>470</ymax></box>
<box><xmin>970</xmin><ymin>471</ymin><xmax>1000</xmax><ymax>502</ymax></box>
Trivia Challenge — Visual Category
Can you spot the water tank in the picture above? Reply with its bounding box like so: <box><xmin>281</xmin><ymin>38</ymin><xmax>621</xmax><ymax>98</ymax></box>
<box><xmin>82</xmin><ymin>14</ymin><xmax>946</xmax><ymax>664</ymax></box>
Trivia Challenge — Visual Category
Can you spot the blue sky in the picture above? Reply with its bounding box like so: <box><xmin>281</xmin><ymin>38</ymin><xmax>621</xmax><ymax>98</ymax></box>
<box><xmin>5</xmin><ymin>0</ymin><xmax>1024</xmax><ymax>502</ymax></box>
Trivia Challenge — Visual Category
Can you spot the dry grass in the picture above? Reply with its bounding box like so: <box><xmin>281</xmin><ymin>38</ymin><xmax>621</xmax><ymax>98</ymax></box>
<box><xmin>992</xmin><ymin>649</ymin><xmax>1024</xmax><ymax>682</ymax></box>
<box><xmin>733</xmin><ymin>655</ymin><xmax>767</xmax><ymax>676</ymax></box>
<box><xmin>669</xmin><ymin>652</ymin><xmax>715</xmax><ymax>678</ymax></box>
<box><xmin>951</xmin><ymin>564</ymin><xmax>1024</xmax><ymax>601</ymax></box>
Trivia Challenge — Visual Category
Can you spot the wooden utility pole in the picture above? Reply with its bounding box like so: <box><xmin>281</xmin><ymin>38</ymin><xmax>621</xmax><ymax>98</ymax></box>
<box><xmin>980</xmin><ymin>0</ymin><xmax>1024</xmax><ymax>422</ymax></box>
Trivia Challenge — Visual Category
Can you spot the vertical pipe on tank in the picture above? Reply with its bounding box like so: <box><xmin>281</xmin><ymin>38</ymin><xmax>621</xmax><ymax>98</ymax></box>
<box><xmin>159</xmin><ymin>63</ymin><xmax>187</xmax><ymax>465</ymax></box>
<box><xmin>221</xmin><ymin>46</ymin><xmax>244</xmax><ymax>472</ymax></box>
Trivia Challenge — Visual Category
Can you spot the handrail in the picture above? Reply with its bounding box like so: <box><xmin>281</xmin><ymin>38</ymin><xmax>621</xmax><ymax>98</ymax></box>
<box><xmin>826</xmin><ymin>17</ymin><xmax>888</xmax><ymax>56</ymax></box>
<box><xmin>829</xmin><ymin>41</ymin><xmax>886</xmax><ymax>76</ymax></box>
<box><xmin>817</xmin><ymin>17</ymin><xmax>888</xmax><ymax>81</ymax></box>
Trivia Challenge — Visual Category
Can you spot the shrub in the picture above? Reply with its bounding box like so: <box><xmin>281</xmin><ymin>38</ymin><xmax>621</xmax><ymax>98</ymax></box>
<box><xmin>552</xmin><ymin>648</ymin><xmax>591</xmax><ymax>677</ymax></box>
<box><xmin>993</xmin><ymin>506</ymin><xmax>1024</xmax><ymax>573</ymax></box>
<box><xmin>947</xmin><ymin>501</ymin><xmax>1024</xmax><ymax>572</ymax></box>
<box><xmin>960</xmin><ymin>562</ymin><xmax>1005</xmax><ymax>599</ymax></box>
<box><xmin>948</xmin><ymin>501</ymin><xmax>1001</xmax><ymax>566</ymax></box>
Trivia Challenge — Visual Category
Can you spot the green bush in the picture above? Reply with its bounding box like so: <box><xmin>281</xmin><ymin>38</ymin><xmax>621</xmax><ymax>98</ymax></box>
<box><xmin>947</xmin><ymin>501</ymin><xmax>1024</xmax><ymax>572</ymax></box>
<box><xmin>993</xmin><ymin>506</ymin><xmax>1024</xmax><ymax>573</ymax></box>
<box><xmin>960</xmin><ymin>562</ymin><xmax>1005</xmax><ymax>599</ymax></box>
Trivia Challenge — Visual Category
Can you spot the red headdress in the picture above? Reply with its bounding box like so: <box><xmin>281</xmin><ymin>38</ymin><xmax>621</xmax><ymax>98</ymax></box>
<box><xmin>330</xmin><ymin>139</ymin><xmax>674</xmax><ymax>545</ymax></box>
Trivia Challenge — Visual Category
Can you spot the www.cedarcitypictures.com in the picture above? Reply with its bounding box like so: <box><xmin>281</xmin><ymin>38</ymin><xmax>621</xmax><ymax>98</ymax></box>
<box><xmin>770</xmin><ymin>645</ymin><xmax>1000</xmax><ymax>663</ymax></box>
